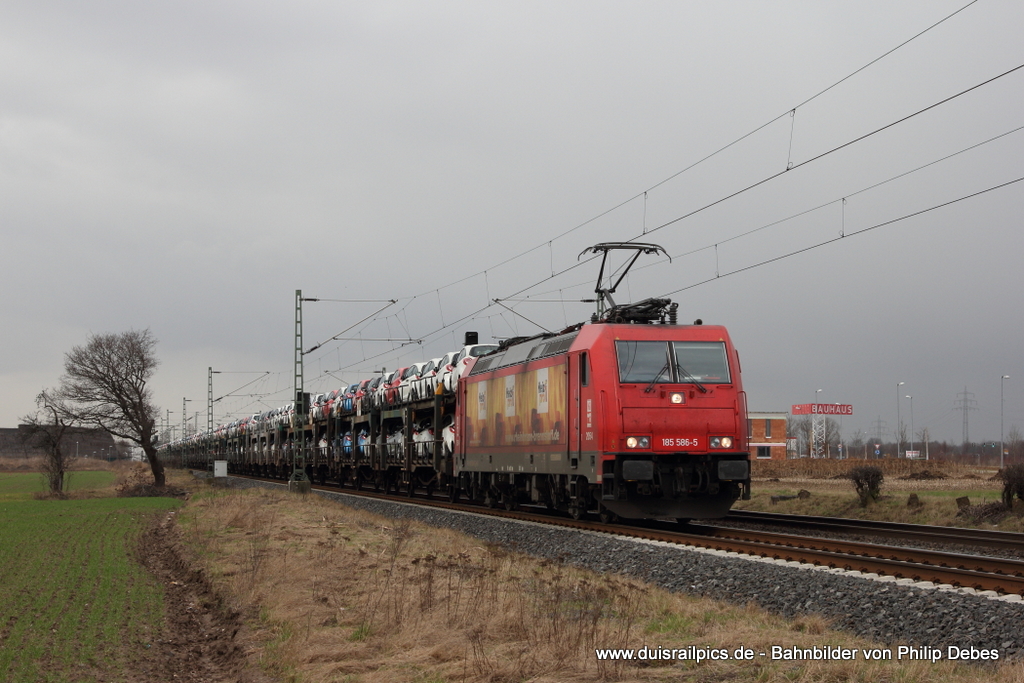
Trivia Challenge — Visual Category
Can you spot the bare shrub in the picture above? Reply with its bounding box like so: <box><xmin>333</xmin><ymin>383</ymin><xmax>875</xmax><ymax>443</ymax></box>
<box><xmin>115</xmin><ymin>461</ymin><xmax>188</xmax><ymax>498</ymax></box>
<box><xmin>997</xmin><ymin>463</ymin><xmax>1024</xmax><ymax>510</ymax></box>
<box><xmin>849</xmin><ymin>465</ymin><xmax>884</xmax><ymax>506</ymax></box>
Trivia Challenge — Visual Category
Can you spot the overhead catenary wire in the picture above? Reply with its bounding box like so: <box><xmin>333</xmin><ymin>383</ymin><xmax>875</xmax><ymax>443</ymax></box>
<box><xmin>635</xmin><ymin>61</ymin><xmax>1024</xmax><ymax>242</ymax></box>
<box><xmin>492</xmin><ymin>299</ymin><xmax>553</xmax><ymax>334</ymax></box>
<box><xmin>207</xmin><ymin>2</ymin><xmax>1003</xmax><ymax>421</ymax></box>
<box><xmin>301</xmin><ymin>166</ymin><xmax>1024</xmax><ymax>384</ymax></box>
<box><xmin>472</xmin><ymin>58</ymin><xmax>1024</xmax><ymax>309</ymax></box>
<box><xmin>404</xmin><ymin>1</ymin><xmax>974</xmax><ymax>303</ymax></box>
<box><xmin>658</xmin><ymin>175</ymin><xmax>1024</xmax><ymax>298</ymax></box>
<box><xmin>296</xmin><ymin>8</ymin><xmax>1001</xmax><ymax>371</ymax></box>
<box><xmin>507</xmin><ymin>120</ymin><xmax>1024</xmax><ymax>302</ymax></box>
<box><xmin>255</xmin><ymin>142</ymin><xmax>1023</xmax><ymax>413</ymax></box>
<box><xmin>212</xmin><ymin>372</ymin><xmax>272</xmax><ymax>404</ymax></box>
<box><xmin>303</xmin><ymin>299</ymin><xmax>397</xmax><ymax>355</ymax></box>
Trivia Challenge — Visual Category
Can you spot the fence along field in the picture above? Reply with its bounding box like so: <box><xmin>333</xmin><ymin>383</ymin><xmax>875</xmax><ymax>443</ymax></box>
<box><xmin>0</xmin><ymin>471</ymin><xmax>179</xmax><ymax>683</ymax></box>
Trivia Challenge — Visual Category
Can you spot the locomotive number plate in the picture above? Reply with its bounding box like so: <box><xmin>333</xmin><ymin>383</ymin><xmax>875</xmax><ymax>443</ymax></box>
<box><xmin>661</xmin><ymin>437</ymin><xmax>700</xmax><ymax>448</ymax></box>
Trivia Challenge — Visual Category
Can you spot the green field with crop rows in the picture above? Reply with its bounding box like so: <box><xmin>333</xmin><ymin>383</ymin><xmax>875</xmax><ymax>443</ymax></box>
<box><xmin>0</xmin><ymin>471</ymin><xmax>116</xmax><ymax>500</ymax></box>
<box><xmin>0</xmin><ymin>473</ymin><xmax>180</xmax><ymax>683</ymax></box>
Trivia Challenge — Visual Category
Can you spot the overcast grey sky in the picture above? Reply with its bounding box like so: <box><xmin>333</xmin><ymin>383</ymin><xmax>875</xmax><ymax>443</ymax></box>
<box><xmin>2</xmin><ymin>1</ymin><xmax>1021</xmax><ymax>448</ymax></box>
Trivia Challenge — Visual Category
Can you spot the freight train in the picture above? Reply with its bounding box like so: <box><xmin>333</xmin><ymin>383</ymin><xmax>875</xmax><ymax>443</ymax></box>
<box><xmin>167</xmin><ymin>297</ymin><xmax>750</xmax><ymax>522</ymax></box>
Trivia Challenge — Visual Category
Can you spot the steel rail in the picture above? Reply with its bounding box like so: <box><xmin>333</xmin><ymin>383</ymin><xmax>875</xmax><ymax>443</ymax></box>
<box><xmin>725</xmin><ymin>509</ymin><xmax>1024</xmax><ymax>551</ymax></box>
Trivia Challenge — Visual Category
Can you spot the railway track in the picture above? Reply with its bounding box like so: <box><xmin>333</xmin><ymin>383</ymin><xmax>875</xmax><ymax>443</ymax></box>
<box><xmin>724</xmin><ymin>509</ymin><xmax>1024</xmax><ymax>552</ymax></box>
<box><xmin>224</xmin><ymin>473</ymin><xmax>1024</xmax><ymax>596</ymax></box>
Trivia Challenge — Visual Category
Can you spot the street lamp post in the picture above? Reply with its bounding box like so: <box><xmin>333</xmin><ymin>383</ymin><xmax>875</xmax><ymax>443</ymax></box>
<box><xmin>836</xmin><ymin>403</ymin><xmax>844</xmax><ymax>459</ymax></box>
<box><xmin>896</xmin><ymin>381</ymin><xmax>905</xmax><ymax>457</ymax></box>
<box><xmin>1002</xmin><ymin>375</ymin><xmax>1010</xmax><ymax>469</ymax></box>
<box><xmin>905</xmin><ymin>395</ymin><xmax>914</xmax><ymax>458</ymax></box>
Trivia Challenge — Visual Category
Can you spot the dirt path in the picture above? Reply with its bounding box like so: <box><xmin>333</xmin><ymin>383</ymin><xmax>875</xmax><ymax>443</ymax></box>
<box><xmin>133</xmin><ymin>510</ymin><xmax>273</xmax><ymax>683</ymax></box>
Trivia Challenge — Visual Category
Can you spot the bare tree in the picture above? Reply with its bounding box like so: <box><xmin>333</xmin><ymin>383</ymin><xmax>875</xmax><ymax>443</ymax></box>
<box><xmin>21</xmin><ymin>392</ymin><xmax>77</xmax><ymax>495</ymax></box>
<box><xmin>847</xmin><ymin>430</ymin><xmax>866</xmax><ymax>458</ymax></box>
<box><xmin>52</xmin><ymin>329</ymin><xmax>165</xmax><ymax>486</ymax></box>
<box><xmin>1008</xmin><ymin>426</ymin><xmax>1023</xmax><ymax>464</ymax></box>
<box><xmin>787</xmin><ymin>416</ymin><xmax>810</xmax><ymax>456</ymax></box>
<box><xmin>822</xmin><ymin>416</ymin><xmax>841</xmax><ymax>456</ymax></box>
<box><xmin>896</xmin><ymin>422</ymin><xmax>908</xmax><ymax>457</ymax></box>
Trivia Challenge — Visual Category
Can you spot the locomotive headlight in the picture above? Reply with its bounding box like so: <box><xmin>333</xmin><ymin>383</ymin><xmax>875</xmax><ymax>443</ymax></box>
<box><xmin>710</xmin><ymin>437</ymin><xmax>734</xmax><ymax>449</ymax></box>
<box><xmin>626</xmin><ymin>436</ymin><xmax>650</xmax><ymax>449</ymax></box>
<box><xmin>670</xmin><ymin>392</ymin><xmax>684</xmax><ymax>404</ymax></box>
<box><xmin>720</xmin><ymin>436</ymin><xmax>733</xmax><ymax>448</ymax></box>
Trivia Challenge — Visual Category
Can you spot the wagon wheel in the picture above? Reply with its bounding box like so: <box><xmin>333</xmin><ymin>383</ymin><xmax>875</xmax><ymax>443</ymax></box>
<box><xmin>406</xmin><ymin>479</ymin><xmax>416</xmax><ymax>498</ymax></box>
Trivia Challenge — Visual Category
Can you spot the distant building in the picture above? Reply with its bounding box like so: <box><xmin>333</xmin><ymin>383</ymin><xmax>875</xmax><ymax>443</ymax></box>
<box><xmin>747</xmin><ymin>412</ymin><xmax>788</xmax><ymax>460</ymax></box>
<box><xmin>0</xmin><ymin>426</ymin><xmax>123</xmax><ymax>461</ymax></box>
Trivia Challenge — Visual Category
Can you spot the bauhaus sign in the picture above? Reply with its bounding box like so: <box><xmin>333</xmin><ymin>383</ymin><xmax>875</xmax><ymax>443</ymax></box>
<box><xmin>791</xmin><ymin>403</ymin><xmax>853</xmax><ymax>415</ymax></box>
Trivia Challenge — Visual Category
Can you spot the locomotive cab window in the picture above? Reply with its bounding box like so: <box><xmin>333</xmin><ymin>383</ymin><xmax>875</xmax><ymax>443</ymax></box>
<box><xmin>671</xmin><ymin>341</ymin><xmax>731</xmax><ymax>384</ymax></box>
<box><xmin>615</xmin><ymin>340</ymin><xmax>731</xmax><ymax>384</ymax></box>
<box><xmin>579</xmin><ymin>352</ymin><xmax>589</xmax><ymax>386</ymax></box>
<box><xmin>615</xmin><ymin>341</ymin><xmax>670</xmax><ymax>383</ymax></box>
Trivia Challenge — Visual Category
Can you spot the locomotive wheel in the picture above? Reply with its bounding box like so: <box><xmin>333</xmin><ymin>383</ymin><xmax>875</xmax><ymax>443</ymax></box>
<box><xmin>447</xmin><ymin>484</ymin><xmax>460</xmax><ymax>503</ymax></box>
<box><xmin>502</xmin><ymin>493</ymin><xmax>516</xmax><ymax>511</ymax></box>
<box><xmin>568</xmin><ymin>504</ymin><xmax>583</xmax><ymax>520</ymax></box>
<box><xmin>598</xmin><ymin>506</ymin><xmax>617</xmax><ymax>524</ymax></box>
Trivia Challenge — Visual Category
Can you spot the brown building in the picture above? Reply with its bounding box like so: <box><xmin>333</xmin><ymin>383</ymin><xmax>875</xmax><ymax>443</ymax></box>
<box><xmin>747</xmin><ymin>411</ymin><xmax>788</xmax><ymax>460</ymax></box>
<box><xmin>0</xmin><ymin>426</ymin><xmax>122</xmax><ymax>461</ymax></box>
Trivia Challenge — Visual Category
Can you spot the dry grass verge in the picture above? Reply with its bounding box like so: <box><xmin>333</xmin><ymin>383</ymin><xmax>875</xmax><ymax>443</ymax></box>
<box><xmin>751</xmin><ymin>458</ymin><xmax>984</xmax><ymax>481</ymax></box>
<box><xmin>177</xmin><ymin>483</ymin><xmax>1024</xmax><ymax>682</ymax></box>
<box><xmin>742</xmin><ymin>459</ymin><xmax>1023</xmax><ymax>531</ymax></box>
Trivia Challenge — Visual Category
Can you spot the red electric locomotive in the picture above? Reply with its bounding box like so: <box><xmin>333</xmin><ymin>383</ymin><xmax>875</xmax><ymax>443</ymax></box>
<box><xmin>451</xmin><ymin>297</ymin><xmax>750</xmax><ymax>521</ymax></box>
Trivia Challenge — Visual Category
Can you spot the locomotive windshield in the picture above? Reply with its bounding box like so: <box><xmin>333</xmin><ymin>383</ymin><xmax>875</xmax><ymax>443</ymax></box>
<box><xmin>615</xmin><ymin>340</ymin><xmax>731</xmax><ymax>384</ymax></box>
